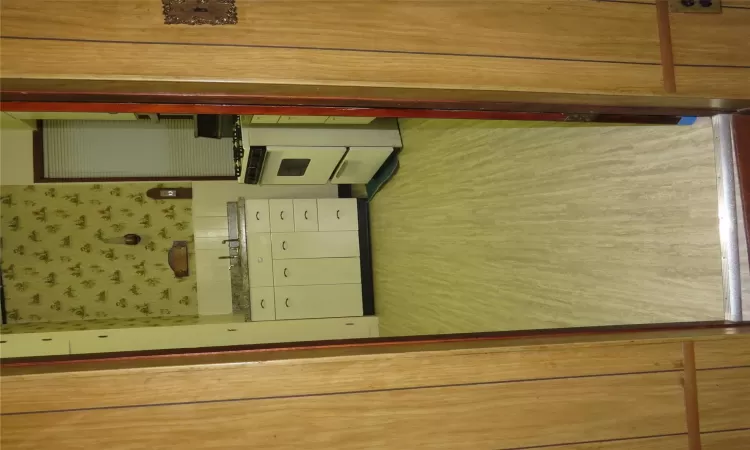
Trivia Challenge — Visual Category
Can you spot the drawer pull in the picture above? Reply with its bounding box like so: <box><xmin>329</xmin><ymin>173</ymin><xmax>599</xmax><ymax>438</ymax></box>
<box><xmin>280</xmin><ymin>211</ymin><xmax>285</xmax><ymax>220</ymax></box>
<box><xmin>336</xmin><ymin>209</ymin><xmax>340</xmax><ymax>219</ymax></box>
<box><xmin>282</xmin><ymin>241</ymin><xmax>287</xmax><ymax>250</ymax></box>
<box><xmin>285</xmin><ymin>298</ymin><xmax>290</xmax><ymax>307</ymax></box>
<box><xmin>227</xmin><ymin>328</ymin><xmax>237</xmax><ymax>332</ymax></box>
<box><xmin>304</xmin><ymin>210</ymin><xmax>309</xmax><ymax>220</ymax></box>
<box><xmin>98</xmin><ymin>335</ymin><xmax>108</xmax><ymax>339</ymax></box>
<box><xmin>42</xmin><ymin>338</ymin><xmax>52</xmax><ymax>342</ymax></box>
<box><xmin>283</xmin><ymin>268</ymin><xmax>289</xmax><ymax>277</ymax></box>
<box><xmin>260</xmin><ymin>299</ymin><xmax>266</xmax><ymax>308</ymax></box>
<box><xmin>256</xmin><ymin>211</ymin><xmax>260</xmax><ymax>220</ymax></box>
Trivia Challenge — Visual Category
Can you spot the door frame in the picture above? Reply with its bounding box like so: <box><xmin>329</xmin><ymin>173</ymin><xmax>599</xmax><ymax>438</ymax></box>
<box><xmin>0</xmin><ymin>86</ymin><xmax>748</xmax><ymax>370</ymax></box>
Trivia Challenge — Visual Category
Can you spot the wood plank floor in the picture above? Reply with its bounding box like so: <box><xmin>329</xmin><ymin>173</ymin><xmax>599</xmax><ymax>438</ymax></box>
<box><xmin>371</xmin><ymin>119</ymin><xmax>724</xmax><ymax>336</ymax></box>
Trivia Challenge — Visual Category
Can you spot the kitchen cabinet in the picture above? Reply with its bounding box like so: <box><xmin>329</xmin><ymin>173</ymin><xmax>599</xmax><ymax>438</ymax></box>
<box><xmin>246</xmin><ymin>198</ymin><xmax>365</xmax><ymax>321</ymax></box>
<box><xmin>269</xmin><ymin>199</ymin><xmax>295</xmax><ymax>232</ymax></box>
<box><xmin>249</xmin><ymin>287</ymin><xmax>276</xmax><ymax>321</ymax></box>
<box><xmin>0</xmin><ymin>333</ymin><xmax>70</xmax><ymax>358</ymax></box>
<box><xmin>247</xmin><ymin>233</ymin><xmax>273</xmax><ymax>287</ymax></box>
<box><xmin>317</xmin><ymin>198</ymin><xmax>359</xmax><ymax>231</ymax></box>
<box><xmin>4</xmin><ymin>112</ymin><xmax>138</xmax><ymax>121</ymax></box>
<box><xmin>275</xmin><ymin>285</ymin><xmax>363</xmax><ymax>320</ymax></box>
<box><xmin>246</xmin><ymin>199</ymin><xmax>271</xmax><ymax>233</ymax></box>
<box><xmin>273</xmin><ymin>258</ymin><xmax>362</xmax><ymax>286</ymax></box>
<box><xmin>293</xmin><ymin>199</ymin><xmax>319</xmax><ymax>231</ymax></box>
<box><xmin>271</xmin><ymin>231</ymin><xmax>359</xmax><ymax>259</ymax></box>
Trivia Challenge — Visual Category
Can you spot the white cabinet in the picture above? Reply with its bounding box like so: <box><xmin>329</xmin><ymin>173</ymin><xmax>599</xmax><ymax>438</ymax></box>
<box><xmin>250</xmin><ymin>287</ymin><xmax>276</xmax><ymax>321</ymax></box>
<box><xmin>293</xmin><ymin>199</ymin><xmax>319</xmax><ymax>231</ymax></box>
<box><xmin>269</xmin><ymin>199</ymin><xmax>295</xmax><ymax>232</ymax></box>
<box><xmin>4</xmin><ymin>112</ymin><xmax>138</xmax><ymax>121</ymax></box>
<box><xmin>0</xmin><ymin>333</ymin><xmax>70</xmax><ymax>358</ymax></box>
<box><xmin>246</xmin><ymin>198</ymin><xmax>365</xmax><ymax>322</ymax></box>
<box><xmin>275</xmin><ymin>285</ymin><xmax>363</xmax><ymax>320</ymax></box>
<box><xmin>331</xmin><ymin>146</ymin><xmax>393</xmax><ymax>184</ymax></box>
<box><xmin>247</xmin><ymin>233</ymin><xmax>274</xmax><ymax>287</ymax></box>
<box><xmin>271</xmin><ymin>232</ymin><xmax>359</xmax><ymax>259</ymax></box>
<box><xmin>317</xmin><ymin>198</ymin><xmax>359</xmax><ymax>231</ymax></box>
<box><xmin>273</xmin><ymin>258</ymin><xmax>361</xmax><ymax>286</ymax></box>
<box><xmin>245</xmin><ymin>199</ymin><xmax>271</xmax><ymax>233</ymax></box>
<box><xmin>196</xmin><ymin>248</ymin><xmax>233</xmax><ymax>316</ymax></box>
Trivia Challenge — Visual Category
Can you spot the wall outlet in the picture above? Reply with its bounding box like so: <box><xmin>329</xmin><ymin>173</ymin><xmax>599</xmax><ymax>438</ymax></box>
<box><xmin>669</xmin><ymin>0</ymin><xmax>722</xmax><ymax>13</ymax></box>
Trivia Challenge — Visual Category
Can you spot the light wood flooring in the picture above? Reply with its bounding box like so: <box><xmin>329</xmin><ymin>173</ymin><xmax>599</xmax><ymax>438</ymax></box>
<box><xmin>370</xmin><ymin>119</ymin><xmax>725</xmax><ymax>336</ymax></box>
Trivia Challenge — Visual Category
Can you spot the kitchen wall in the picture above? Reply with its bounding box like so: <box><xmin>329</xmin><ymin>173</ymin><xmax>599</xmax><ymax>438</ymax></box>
<box><xmin>371</xmin><ymin>119</ymin><xmax>725</xmax><ymax>336</ymax></box>
<box><xmin>0</xmin><ymin>183</ymin><xmax>197</xmax><ymax>323</ymax></box>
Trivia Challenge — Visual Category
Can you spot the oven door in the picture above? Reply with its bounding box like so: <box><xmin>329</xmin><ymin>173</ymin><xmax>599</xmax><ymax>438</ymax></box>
<box><xmin>260</xmin><ymin>146</ymin><xmax>347</xmax><ymax>185</ymax></box>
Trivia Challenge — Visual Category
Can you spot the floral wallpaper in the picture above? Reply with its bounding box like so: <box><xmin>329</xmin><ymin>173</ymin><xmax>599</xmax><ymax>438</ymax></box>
<box><xmin>0</xmin><ymin>183</ymin><xmax>197</xmax><ymax>323</ymax></box>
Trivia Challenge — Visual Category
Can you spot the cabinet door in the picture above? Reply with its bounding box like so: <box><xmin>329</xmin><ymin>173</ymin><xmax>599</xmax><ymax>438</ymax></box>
<box><xmin>331</xmin><ymin>146</ymin><xmax>393</xmax><ymax>184</ymax></box>
<box><xmin>248</xmin><ymin>233</ymin><xmax>274</xmax><ymax>287</ymax></box>
<box><xmin>293</xmin><ymin>199</ymin><xmax>319</xmax><ymax>231</ymax></box>
<box><xmin>269</xmin><ymin>199</ymin><xmax>295</xmax><ymax>232</ymax></box>
<box><xmin>245</xmin><ymin>199</ymin><xmax>270</xmax><ymax>233</ymax></box>
<box><xmin>271</xmin><ymin>231</ymin><xmax>359</xmax><ymax>259</ymax></box>
<box><xmin>317</xmin><ymin>198</ymin><xmax>359</xmax><ymax>231</ymax></box>
<box><xmin>274</xmin><ymin>258</ymin><xmax>361</xmax><ymax>286</ymax></box>
<box><xmin>0</xmin><ymin>333</ymin><xmax>70</xmax><ymax>358</ymax></box>
<box><xmin>275</xmin><ymin>284</ymin><xmax>363</xmax><ymax>320</ymax></box>
<box><xmin>250</xmin><ymin>287</ymin><xmax>276</xmax><ymax>321</ymax></box>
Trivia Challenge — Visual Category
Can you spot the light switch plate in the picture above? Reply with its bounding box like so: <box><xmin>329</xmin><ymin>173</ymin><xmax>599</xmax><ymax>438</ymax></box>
<box><xmin>668</xmin><ymin>0</ymin><xmax>722</xmax><ymax>13</ymax></box>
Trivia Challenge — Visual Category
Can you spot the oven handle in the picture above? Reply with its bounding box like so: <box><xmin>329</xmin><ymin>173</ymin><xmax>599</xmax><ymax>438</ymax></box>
<box><xmin>334</xmin><ymin>160</ymin><xmax>349</xmax><ymax>179</ymax></box>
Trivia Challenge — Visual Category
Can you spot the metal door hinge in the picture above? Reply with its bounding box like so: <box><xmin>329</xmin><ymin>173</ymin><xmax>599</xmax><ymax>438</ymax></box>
<box><xmin>669</xmin><ymin>0</ymin><xmax>722</xmax><ymax>13</ymax></box>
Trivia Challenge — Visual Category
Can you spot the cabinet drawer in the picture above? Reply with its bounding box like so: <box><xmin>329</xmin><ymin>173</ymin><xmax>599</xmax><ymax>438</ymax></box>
<box><xmin>269</xmin><ymin>199</ymin><xmax>295</xmax><ymax>232</ymax></box>
<box><xmin>271</xmin><ymin>231</ymin><xmax>359</xmax><ymax>259</ymax></box>
<box><xmin>250</xmin><ymin>287</ymin><xmax>276</xmax><ymax>321</ymax></box>
<box><xmin>248</xmin><ymin>233</ymin><xmax>274</xmax><ymax>287</ymax></box>
<box><xmin>317</xmin><ymin>199</ymin><xmax>359</xmax><ymax>231</ymax></box>
<box><xmin>275</xmin><ymin>284</ymin><xmax>363</xmax><ymax>320</ymax></box>
<box><xmin>245</xmin><ymin>199</ymin><xmax>270</xmax><ymax>233</ymax></box>
<box><xmin>273</xmin><ymin>258</ymin><xmax>361</xmax><ymax>286</ymax></box>
<box><xmin>293</xmin><ymin>199</ymin><xmax>319</xmax><ymax>231</ymax></box>
<box><xmin>0</xmin><ymin>333</ymin><xmax>70</xmax><ymax>358</ymax></box>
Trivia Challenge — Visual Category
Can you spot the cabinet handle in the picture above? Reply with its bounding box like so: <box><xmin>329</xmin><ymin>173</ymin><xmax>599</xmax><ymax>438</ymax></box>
<box><xmin>283</xmin><ymin>268</ymin><xmax>288</xmax><ymax>277</ymax></box>
<box><xmin>256</xmin><ymin>211</ymin><xmax>260</xmax><ymax>220</ymax></box>
<box><xmin>282</xmin><ymin>241</ymin><xmax>287</xmax><ymax>250</ymax></box>
<box><xmin>280</xmin><ymin>211</ymin><xmax>285</xmax><ymax>220</ymax></box>
<box><xmin>285</xmin><ymin>298</ymin><xmax>290</xmax><ymax>307</ymax></box>
<box><xmin>260</xmin><ymin>299</ymin><xmax>265</xmax><ymax>309</ymax></box>
<box><xmin>336</xmin><ymin>209</ymin><xmax>340</xmax><ymax>219</ymax></box>
<box><xmin>304</xmin><ymin>210</ymin><xmax>309</xmax><ymax>220</ymax></box>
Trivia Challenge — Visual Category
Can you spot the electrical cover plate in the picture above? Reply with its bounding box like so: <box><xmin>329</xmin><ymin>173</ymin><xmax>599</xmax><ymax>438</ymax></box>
<box><xmin>669</xmin><ymin>0</ymin><xmax>722</xmax><ymax>13</ymax></box>
<box><xmin>162</xmin><ymin>0</ymin><xmax>238</xmax><ymax>25</ymax></box>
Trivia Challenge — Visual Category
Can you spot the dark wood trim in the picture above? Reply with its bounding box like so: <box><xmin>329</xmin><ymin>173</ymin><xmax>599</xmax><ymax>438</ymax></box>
<box><xmin>31</xmin><ymin>120</ymin><xmax>44</xmax><ymax>183</ymax></box>
<box><xmin>2</xmin><ymin>78</ymin><xmax>748</xmax><ymax>115</ymax></box>
<box><xmin>681</xmin><ymin>342</ymin><xmax>703</xmax><ymax>450</ymax></box>
<box><xmin>0</xmin><ymin>270</ymin><xmax>7</xmax><ymax>325</ymax></box>
<box><xmin>3</xmin><ymin>101</ymin><xmax>570</xmax><ymax>122</ymax></box>
<box><xmin>733</xmin><ymin>115</ymin><xmax>750</xmax><ymax>262</ymax></box>
<box><xmin>30</xmin><ymin>120</ymin><xmax>235</xmax><ymax>183</ymax></box>
<box><xmin>655</xmin><ymin>0</ymin><xmax>677</xmax><ymax>93</ymax></box>
<box><xmin>1</xmin><ymin>100</ymin><xmax>695</xmax><ymax>125</ymax></box>
<box><xmin>357</xmin><ymin>199</ymin><xmax>375</xmax><ymax>316</ymax></box>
